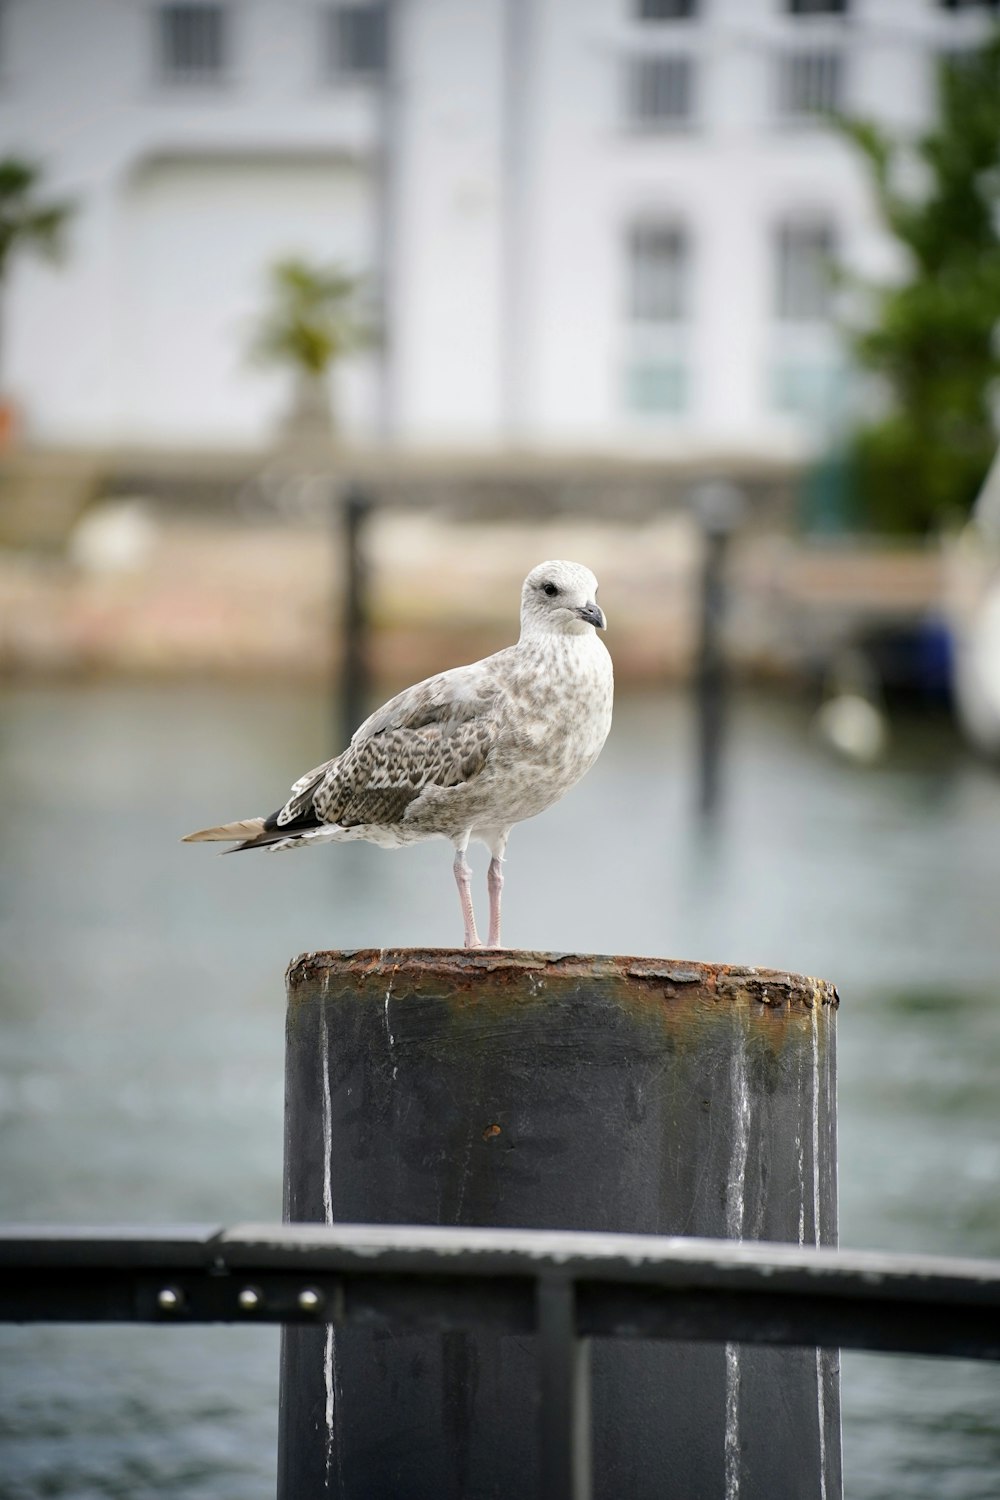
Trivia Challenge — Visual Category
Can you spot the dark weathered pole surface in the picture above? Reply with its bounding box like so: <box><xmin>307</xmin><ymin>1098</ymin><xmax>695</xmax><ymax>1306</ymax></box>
<box><xmin>279</xmin><ymin>949</ymin><xmax>840</xmax><ymax>1500</ymax></box>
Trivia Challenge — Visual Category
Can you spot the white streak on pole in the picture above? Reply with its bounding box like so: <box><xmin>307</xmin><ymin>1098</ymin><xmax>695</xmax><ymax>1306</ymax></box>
<box><xmin>319</xmin><ymin>1000</ymin><xmax>336</xmax><ymax>1487</ymax></box>
<box><xmin>813</xmin><ymin>1003</ymin><xmax>828</xmax><ymax>1500</ymax></box>
<box><xmin>384</xmin><ymin>970</ymin><xmax>397</xmax><ymax>1080</ymax></box>
<box><xmin>724</xmin><ymin>1006</ymin><xmax>751</xmax><ymax>1500</ymax></box>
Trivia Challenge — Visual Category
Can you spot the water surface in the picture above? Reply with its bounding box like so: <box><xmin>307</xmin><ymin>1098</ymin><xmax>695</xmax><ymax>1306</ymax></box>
<box><xmin>1</xmin><ymin>682</ymin><xmax>998</xmax><ymax>1498</ymax></box>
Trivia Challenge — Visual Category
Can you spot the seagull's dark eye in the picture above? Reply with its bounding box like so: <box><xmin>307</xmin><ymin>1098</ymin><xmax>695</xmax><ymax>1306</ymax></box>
<box><xmin>541</xmin><ymin>582</ymin><xmax>560</xmax><ymax>598</ymax></box>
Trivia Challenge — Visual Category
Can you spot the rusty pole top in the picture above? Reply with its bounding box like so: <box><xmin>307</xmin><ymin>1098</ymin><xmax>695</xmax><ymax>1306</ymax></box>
<box><xmin>287</xmin><ymin>949</ymin><xmax>838</xmax><ymax>1016</ymax></box>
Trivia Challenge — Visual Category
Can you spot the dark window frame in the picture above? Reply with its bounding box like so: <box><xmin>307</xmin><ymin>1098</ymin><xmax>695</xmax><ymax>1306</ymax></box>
<box><xmin>635</xmin><ymin>0</ymin><xmax>698</xmax><ymax>19</ymax></box>
<box><xmin>776</xmin><ymin>48</ymin><xmax>844</xmax><ymax>119</ymax></box>
<box><xmin>628</xmin><ymin>221</ymin><xmax>691</xmax><ymax>323</ymax></box>
<box><xmin>774</xmin><ymin>219</ymin><xmax>838</xmax><ymax>323</ymax></box>
<box><xmin>323</xmin><ymin>3</ymin><xmax>388</xmax><ymax>81</ymax></box>
<box><xmin>786</xmin><ymin>0</ymin><xmax>849</xmax><ymax>15</ymax></box>
<box><xmin>626</xmin><ymin>54</ymin><xmax>696</xmax><ymax>128</ymax></box>
<box><xmin>157</xmin><ymin>3</ymin><xmax>229</xmax><ymax>85</ymax></box>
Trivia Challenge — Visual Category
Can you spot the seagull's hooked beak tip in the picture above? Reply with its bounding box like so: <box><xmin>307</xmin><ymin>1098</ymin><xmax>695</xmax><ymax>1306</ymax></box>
<box><xmin>577</xmin><ymin>602</ymin><xmax>606</xmax><ymax>630</ymax></box>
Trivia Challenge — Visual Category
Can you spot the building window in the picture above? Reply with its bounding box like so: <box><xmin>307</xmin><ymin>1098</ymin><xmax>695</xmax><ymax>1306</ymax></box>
<box><xmin>776</xmin><ymin>49</ymin><xmax>843</xmax><ymax>120</ymax></box>
<box><xmin>157</xmin><ymin>4</ymin><xmax>227</xmax><ymax>84</ymax></box>
<box><xmin>786</xmin><ymin>0</ymin><xmax>849</xmax><ymax>14</ymax></box>
<box><xmin>627</xmin><ymin>55</ymin><xmax>695</xmax><ymax>127</ymax></box>
<box><xmin>938</xmin><ymin>1</ymin><xmax>999</xmax><ymax>12</ymax></box>
<box><xmin>771</xmin><ymin>361</ymin><xmax>846</xmax><ymax>425</ymax></box>
<box><xmin>629</xmin><ymin>224</ymin><xmax>690</xmax><ymax>323</ymax></box>
<box><xmin>625</xmin><ymin>360</ymin><xmax>688</xmax><ymax>414</ymax></box>
<box><xmin>775</xmin><ymin>222</ymin><xmax>836</xmax><ymax>322</ymax></box>
<box><xmin>625</xmin><ymin>221</ymin><xmax>691</xmax><ymax>416</ymax></box>
<box><xmin>325</xmin><ymin>4</ymin><xmax>387</xmax><ymax>79</ymax></box>
<box><xmin>636</xmin><ymin>0</ymin><xmax>698</xmax><ymax>18</ymax></box>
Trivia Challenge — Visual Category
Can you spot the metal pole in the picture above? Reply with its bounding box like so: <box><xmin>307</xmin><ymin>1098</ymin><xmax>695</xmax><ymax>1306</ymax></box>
<box><xmin>691</xmin><ymin>480</ymin><xmax>744</xmax><ymax>819</ymax></box>
<box><xmin>338</xmin><ymin>485</ymin><xmax>371</xmax><ymax>746</ymax></box>
<box><xmin>278</xmin><ymin>950</ymin><xmax>841</xmax><ymax>1500</ymax></box>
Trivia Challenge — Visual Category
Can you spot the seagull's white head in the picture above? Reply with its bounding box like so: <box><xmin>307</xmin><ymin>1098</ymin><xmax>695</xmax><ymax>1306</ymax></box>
<box><xmin>520</xmin><ymin>560</ymin><xmax>606</xmax><ymax>639</ymax></box>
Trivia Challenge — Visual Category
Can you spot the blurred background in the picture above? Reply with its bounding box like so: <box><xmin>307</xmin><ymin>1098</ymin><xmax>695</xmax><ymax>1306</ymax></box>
<box><xmin>2</xmin><ymin>1</ymin><xmax>1000</xmax><ymax>1497</ymax></box>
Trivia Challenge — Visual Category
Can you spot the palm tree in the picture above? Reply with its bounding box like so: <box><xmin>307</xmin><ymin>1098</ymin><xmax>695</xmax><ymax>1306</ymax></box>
<box><xmin>0</xmin><ymin>158</ymin><xmax>75</xmax><ymax>384</ymax></box>
<box><xmin>249</xmin><ymin>257</ymin><xmax>374</xmax><ymax>440</ymax></box>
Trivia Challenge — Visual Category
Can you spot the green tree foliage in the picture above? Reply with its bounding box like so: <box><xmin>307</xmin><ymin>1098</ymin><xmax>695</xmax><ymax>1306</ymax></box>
<box><xmin>0</xmin><ymin>157</ymin><xmax>74</xmax><ymax>281</ymax></box>
<box><xmin>839</xmin><ymin>34</ymin><xmax>1000</xmax><ymax>533</ymax></box>
<box><xmin>0</xmin><ymin>159</ymin><xmax>74</xmax><ymax>389</ymax></box>
<box><xmin>249</xmin><ymin>258</ymin><xmax>373</xmax><ymax>378</ymax></box>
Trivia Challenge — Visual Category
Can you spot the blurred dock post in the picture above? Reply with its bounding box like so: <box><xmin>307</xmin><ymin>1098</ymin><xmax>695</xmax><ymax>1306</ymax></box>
<box><xmin>691</xmin><ymin>480</ymin><xmax>744</xmax><ymax>819</ymax></box>
<box><xmin>278</xmin><ymin>950</ymin><xmax>841</xmax><ymax>1499</ymax></box>
<box><xmin>338</xmin><ymin>484</ymin><xmax>372</xmax><ymax>745</ymax></box>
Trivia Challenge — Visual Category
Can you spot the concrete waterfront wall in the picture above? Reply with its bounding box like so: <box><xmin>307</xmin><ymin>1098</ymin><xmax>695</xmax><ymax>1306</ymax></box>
<box><xmin>278</xmin><ymin>949</ymin><xmax>840</xmax><ymax>1500</ymax></box>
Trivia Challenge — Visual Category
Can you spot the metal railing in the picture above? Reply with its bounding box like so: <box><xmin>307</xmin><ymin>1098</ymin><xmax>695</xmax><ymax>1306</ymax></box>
<box><xmin>2</xmin><ymin>1223</ymin><xmax>1000</xmax><ymax>1500</ymax></box>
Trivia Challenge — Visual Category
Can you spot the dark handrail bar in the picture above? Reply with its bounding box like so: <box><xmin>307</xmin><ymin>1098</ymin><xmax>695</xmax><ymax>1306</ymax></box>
<box><xmin>2</xmin><ymin>1223</ymin><xmax>999</xmax><ymax>1362</ymax></box>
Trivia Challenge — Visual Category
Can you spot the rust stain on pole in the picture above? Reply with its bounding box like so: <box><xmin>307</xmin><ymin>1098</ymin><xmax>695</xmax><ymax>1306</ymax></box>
<box><xmin>287</xmin><ymin>947</ymin><xmax>837</xmax><ymax>1056</ymax></box>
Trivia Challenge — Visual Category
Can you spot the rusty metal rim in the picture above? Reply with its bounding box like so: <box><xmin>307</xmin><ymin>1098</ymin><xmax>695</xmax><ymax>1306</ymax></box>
<box><xmin>286</xmin><ymin>948</ymin><xmax>838</xmax><ymax>1010</ymax></box>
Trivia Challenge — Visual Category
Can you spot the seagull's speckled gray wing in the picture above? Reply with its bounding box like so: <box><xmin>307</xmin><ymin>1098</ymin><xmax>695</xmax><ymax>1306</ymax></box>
<box><xmin>350</xmin><ymin>655</ymin><xmax>508</xmax><ymax>744</ymax></box>
<box><xmin>273</xmin><ymin>654</ymin><xmax>509</xmax><ymax>832</ymax></box>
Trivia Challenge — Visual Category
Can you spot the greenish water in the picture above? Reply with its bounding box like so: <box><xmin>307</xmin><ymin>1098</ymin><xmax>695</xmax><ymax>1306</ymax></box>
<box><xmin>1</xmin><ymin>682</ymin><xmax>999</xmax><ymax>1498</ymax></box>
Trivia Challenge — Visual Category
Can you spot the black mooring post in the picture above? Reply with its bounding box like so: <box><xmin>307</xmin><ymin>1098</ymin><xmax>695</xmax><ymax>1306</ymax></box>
<box><xmin>691</xmin><ymin>480</ymin><xmax>744</xmax><ymax>820</ymax></box>
<box><xmin>277</xmin><ymin>950</ymin><xmax>841</xmax><ymax>1500</ymax></box>
<box><xmin>338</xmin><ymin>486</ymin><xmax>372</xmax><ymax>745</ymax></box>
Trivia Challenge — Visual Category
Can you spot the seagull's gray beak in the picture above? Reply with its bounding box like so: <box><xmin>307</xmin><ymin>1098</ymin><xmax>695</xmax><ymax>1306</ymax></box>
<box><xmin>577</xmin><ymin>602</ymin><xmax>606</xmax><ymax>630</ymax></box>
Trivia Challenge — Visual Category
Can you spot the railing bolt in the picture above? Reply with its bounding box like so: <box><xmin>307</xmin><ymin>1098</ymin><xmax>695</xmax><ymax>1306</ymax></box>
<box><xmin>156</xmin><ymin>1287</ymin><xmax>182</xmax><ymax>1312</ymax></box>
<box><xmin>298</xmin><ymin>1287</ymin><xmax>322</xmax><ymax>1312</ymax></box>
<box><xmin>238</xmin><ymin>1286</ymin><xmax>262</xmax><ymax>1311</ymax></box>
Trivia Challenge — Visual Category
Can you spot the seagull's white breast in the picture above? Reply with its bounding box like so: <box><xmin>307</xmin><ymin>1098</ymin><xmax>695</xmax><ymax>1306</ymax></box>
<box><xmin>478</xmin><ymin>632</ymin><xmax>613</xmax><ymax>825</ymax></box>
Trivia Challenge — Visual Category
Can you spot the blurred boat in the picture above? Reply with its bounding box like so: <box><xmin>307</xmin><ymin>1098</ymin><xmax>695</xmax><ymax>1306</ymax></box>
<box><xmin>945</xmin><ymin>448</ymin><xmax>1000</xmax><ymax>758</ymax></box>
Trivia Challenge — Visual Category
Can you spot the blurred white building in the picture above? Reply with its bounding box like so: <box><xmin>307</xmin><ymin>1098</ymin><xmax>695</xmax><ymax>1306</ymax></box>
<box><xmin>0</xmin><ymin>0</ymin><xmax>995</xmax><ymax>456</ymax></box>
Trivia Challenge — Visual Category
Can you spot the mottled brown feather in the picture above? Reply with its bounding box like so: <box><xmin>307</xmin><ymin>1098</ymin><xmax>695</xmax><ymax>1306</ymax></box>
<box><xmin>274</xmin><ymin>716</ymin><xmax>494</xmax><ymax>831</ymax></box>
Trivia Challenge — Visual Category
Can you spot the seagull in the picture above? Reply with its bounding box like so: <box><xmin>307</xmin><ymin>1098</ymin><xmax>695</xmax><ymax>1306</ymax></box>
<box><xmin>183</xmin><ymin>560</ymin><xmax>613</xmax><ymax>948</ymax></box>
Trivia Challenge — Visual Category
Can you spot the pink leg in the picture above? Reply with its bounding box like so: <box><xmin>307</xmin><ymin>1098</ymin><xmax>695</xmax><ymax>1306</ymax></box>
<box><xmin>453</xmin><ymin>847</ymin><xmax>481</xmax><ymax>949</ymax></box>
<box><xmin>486</xmin><ymin>857</ymin><xmax>504</xmax><ymax>947</ymax></box>
<box><xmin>486</xmin><ymin>833</ymin><xmax>508</xmax><ymax>947</ymax></box>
